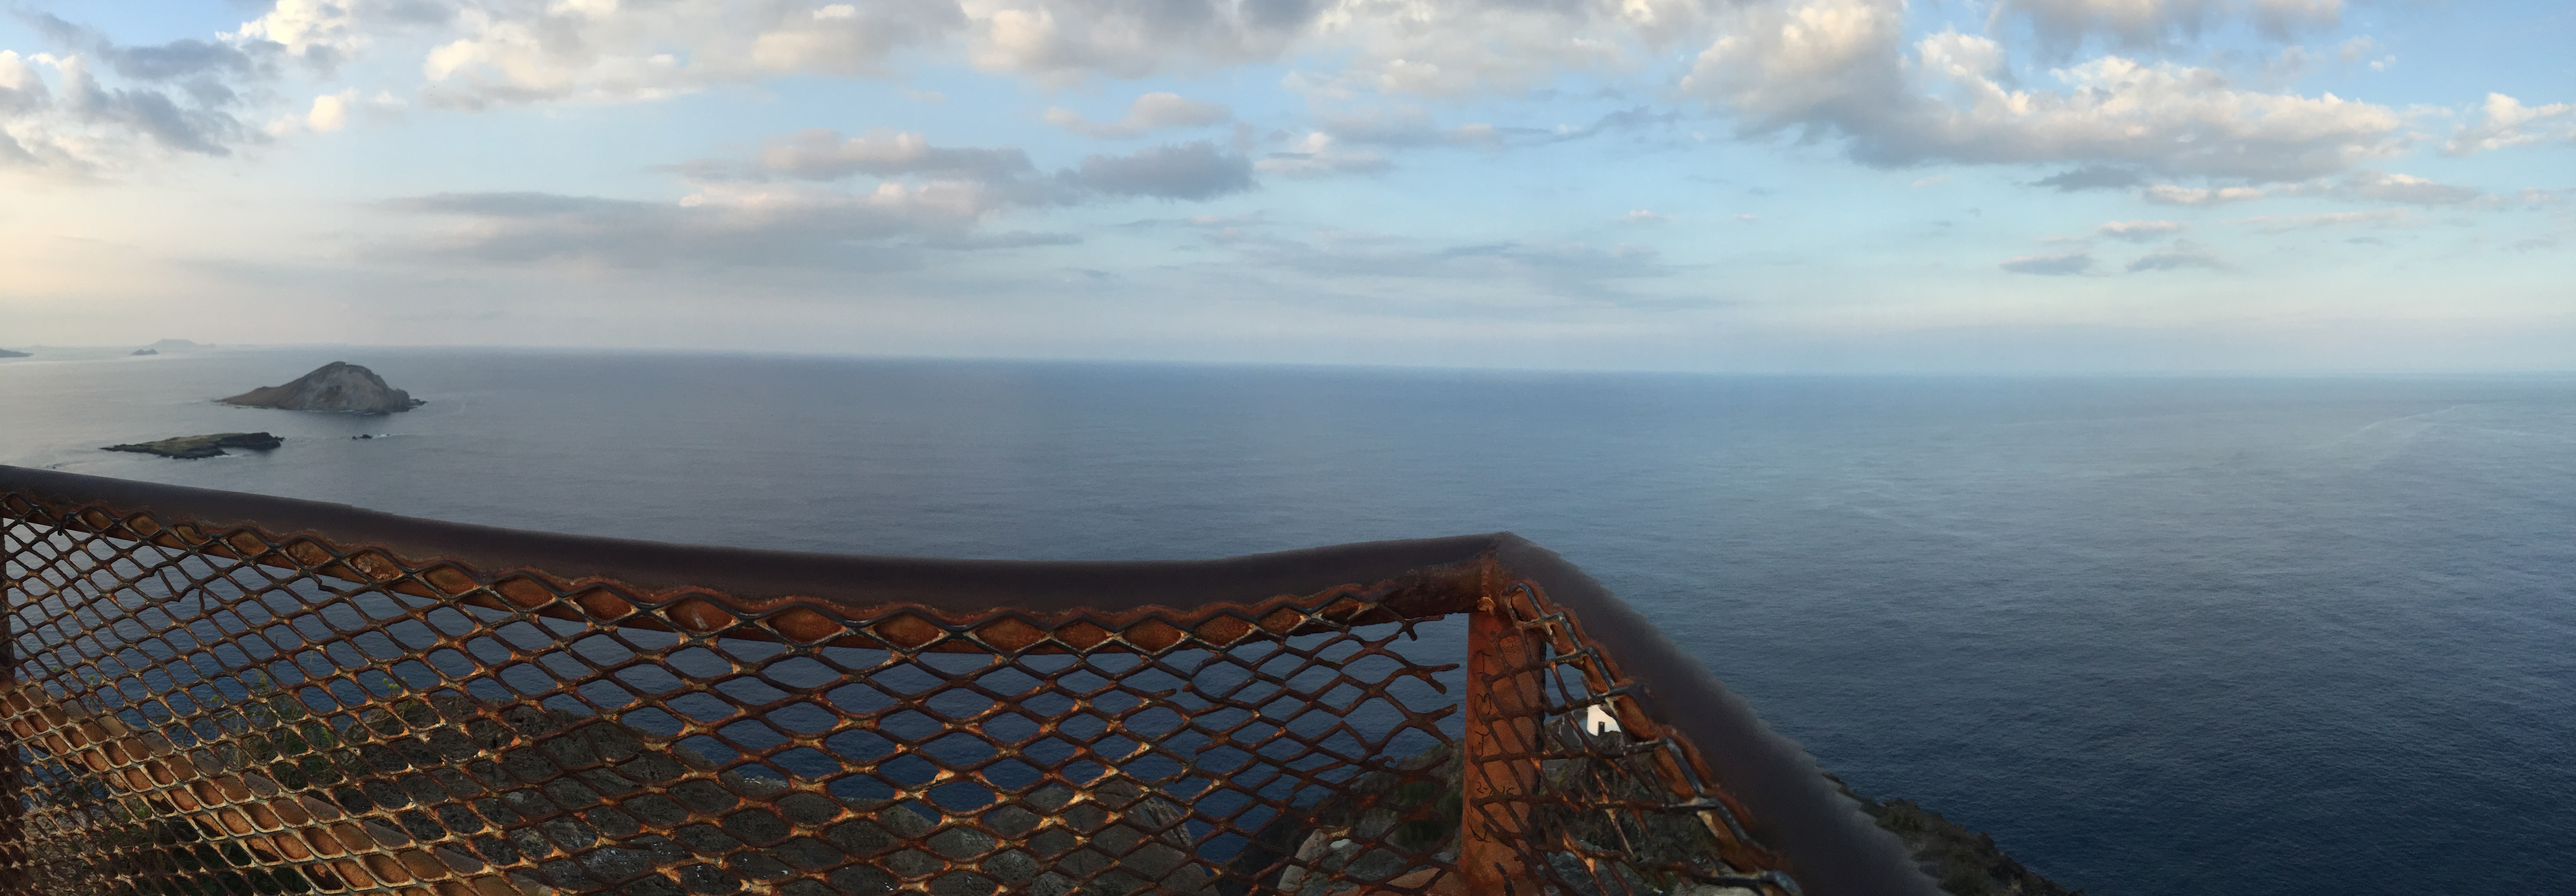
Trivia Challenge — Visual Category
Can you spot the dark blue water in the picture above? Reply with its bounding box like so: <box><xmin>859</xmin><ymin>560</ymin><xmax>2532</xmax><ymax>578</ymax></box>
<box><xmin>5</xmin><ymin>347</ymin><xmax>2572</xmax><ymax>894</ymax></box>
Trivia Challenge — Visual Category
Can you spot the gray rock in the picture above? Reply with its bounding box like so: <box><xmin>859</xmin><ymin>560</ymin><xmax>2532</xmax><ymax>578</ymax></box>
<box><xmin>221</xmin><ymin>361</ymin><xmax>425</xmax><ymax>414</ymax></box>
<box><xmin>101</xmin><ymin>432</ymin><xmax>282</xmax><ymax>459</ymax></box>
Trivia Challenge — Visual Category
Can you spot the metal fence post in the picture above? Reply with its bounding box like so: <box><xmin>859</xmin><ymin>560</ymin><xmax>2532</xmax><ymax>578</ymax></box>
<box><xmin>1461</xmin><ymin>579</ymin><xmax>1548</xmax><ymax>892</ymax></box>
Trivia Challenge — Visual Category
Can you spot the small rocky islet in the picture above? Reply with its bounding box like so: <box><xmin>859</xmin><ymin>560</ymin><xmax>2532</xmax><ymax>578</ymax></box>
<box><xmin>102</xmin><ymin>432</ymin><xmax>284</xmax><ymax>459</ymax></box>
<box><xmin>222</xmin><ymin>361</ymin><xmax>424</xmax><ymax>414</ymax></box>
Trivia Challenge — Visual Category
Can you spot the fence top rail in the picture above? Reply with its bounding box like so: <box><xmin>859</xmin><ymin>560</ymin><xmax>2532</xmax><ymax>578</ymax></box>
<box><xmin>0</xmin><ymin>462</ymin><xmax>1940</xmax><ymax>896</ymax></box>
<box><xmin>0</xmin><ymin>464</ymin><xmax>1494</xmax><ymax>615</ymax></box>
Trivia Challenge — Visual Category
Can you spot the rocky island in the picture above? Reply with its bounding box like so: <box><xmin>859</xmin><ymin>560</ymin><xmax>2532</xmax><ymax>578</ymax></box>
<box><xmin>103</xmin><ymin>433</ymin><xmax>284</xmax><ymax>459</ymax></box>
<box><xmin>221</xmin><ymin>361</ymin><xmax>424</xmax><ymax>414</ymax></box>
<box><xmin>0</xmin><ymin>348</ymin><xmax>28</xmax><ymax>358</ymax></box>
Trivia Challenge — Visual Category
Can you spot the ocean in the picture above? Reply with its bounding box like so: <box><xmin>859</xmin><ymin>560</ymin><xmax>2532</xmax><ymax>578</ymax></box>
<box><xmin>3</xmin><ymin>346</ymin><xmax>2571</xmax><ymax>894</ymax></box>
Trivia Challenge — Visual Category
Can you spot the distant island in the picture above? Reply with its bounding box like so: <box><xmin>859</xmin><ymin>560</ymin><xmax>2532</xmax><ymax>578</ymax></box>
<box><xmin>0</xmin><ymin>348</ymin><xmax>27</xmax><ymax>358</ymax></box>
<box><xmin>221</xmin><ymin>362</ymin><xmax>424</xmax><ymax>414</ymax></box>
<box><xmin>131</xmin><ymin>348</ymin><xmax>159</xmax><ymax>356</ymax></box>
<box><xmin>104</xmin><ymin>433</ymin><xmax>284</xmax><ymax>459</ymax></box>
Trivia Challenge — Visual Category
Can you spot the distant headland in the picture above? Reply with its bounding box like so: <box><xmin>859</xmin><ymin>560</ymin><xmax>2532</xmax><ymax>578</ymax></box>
<box><xmin>222</xmin><ymin>362</ymin><xmax>424</xmax><ymax>414</ymax></box>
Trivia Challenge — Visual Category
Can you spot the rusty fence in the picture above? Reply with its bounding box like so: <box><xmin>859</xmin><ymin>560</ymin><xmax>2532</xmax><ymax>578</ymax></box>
<box><xmin>0</xmin><ymin>466</ymin><xmax>1934</xmax><ymax>896</ymax></box>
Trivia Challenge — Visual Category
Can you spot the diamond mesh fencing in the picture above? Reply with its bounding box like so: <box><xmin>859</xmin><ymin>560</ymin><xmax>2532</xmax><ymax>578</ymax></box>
<box><xmin>0</xmin><ymin>471</ymin><xmax>1915</xmax><ymax>896</ymax></box>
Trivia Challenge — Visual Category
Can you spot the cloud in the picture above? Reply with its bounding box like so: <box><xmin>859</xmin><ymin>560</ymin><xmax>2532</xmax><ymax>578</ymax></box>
<box><xmin>394</xmin><ymin>130</ymin><xmax>1255</xmax><ymax>268</ymax></box>
<box><xmin>52</xmin><ymin>54</ymin><xmax>249</xmax><ymax>157</ymax></box>
<box><xmin>1071</xmin><ymin>141</ymin><xmax>1254</xmax><ymax>200</ymax></box>
<box><xmin>414</xmin><ymin>0</ymin><xmax>967</xmax><ymax>108</ymax></box>
<box><xmin>1680</xmin><ymin>2</ymin><xmax>2405</xmax><ymax>182</ymax></box>
<box><xmin>714</xmin><ymin>129</ymin><xmax>1253</xmax><ymax>202</ymax></box>
<box><xmin>2228</xmin><ymin>207</ymin><xmax>2410</xmax><ymax>232</ymax></box>
<box><xmin>1044</xmin><ymin>92</ymin><xmax>1230</xmax><ymax>138</ymax></box>
<box><xmin>2138</xmin><ymin>170</ymin><xmax>2484</xmax><ymax>207</ymax></box>
<box><xmin>306</xmin><ymin>89</ymin><xmax>359</xmax><ymax>132</ymax></box>
<box><xmin>2143</xmin><ymin>184</ymin><xmax>2266</xmax><ymax>205</ymax></box>
<box><xmin>1623</xmin><ymin>210</ymin><xmax>1674</xmax><ymax>223</ymax></box>
<box><xmin>1236</xmin><ymin>233</ymin><xmax>1682</xmax><ymax>305</ymax></box>
<box><xmin>19</xmin><ymin>12</ymin><xmax>272</xmax><ymax>81</ymax></box>
<box><xmin>2</xmin><ymin>13</ymin><xmax>283</xmax><ymax>177</ymax></box>
<box><xmin>227</xmin><ymin>0</ymin><xmax>381</xmax><ymax>70</ymax></box>
<box><xmin>1987</xmin><ymin>0</ymin><xmax>2343</xmax><ymax>58</ymax></box>
<box><xmin>1314</xmin><ymin>105</ymin><xmax>1507</xmax><ymax>148</ymax></box>
<box><xmin>2098</xmin><ymin>220</ymin><xmax>2184</xmax><ymax>241</ymax></box>
<box><xmin>2333</xmin><ymin>170</ymin><xmax>2478</xmax><ymax>205</ymax></box>
<box><xmin>387</xmin><ymin>182</ymin><xmax>1003</xmax><ymax>269</ymax></box>
<box><xmin>2029</xmin><ymin>165</ymin><xmax>2145</xmax><ymax>191</ymax></box>
<box><xmin>2444</xmin><ymin>93</ymin><xmax>2576</xmax><ymax>157</ymax></box>
<box><xmin>2000</xmin><ymin>251</ymin><xmax>2096</xmax><ymax>275</ymax></box>
<box><xmin>2126</xmin><ymin>240</ymin><xmax>2226</xmax><ymax>271</ymax></box>
<box><xmin>366</xmin><ymin>0</ymin><xmax>1729</xmax><ymax>107</ymax></box>
<box><xmin>756</xmin><ymin>130</ymin><xmax>1038</xmax><ymax>182</ymax></box>
<box><xmin>975</xmin><ymin>0</ymin><xmax>1721</xmax><ymax>95</ymax></box>
<box><xmin>1257</xmin><ymin>132</ymin><xmax>1391</xmax><ymax>178</ymax></box>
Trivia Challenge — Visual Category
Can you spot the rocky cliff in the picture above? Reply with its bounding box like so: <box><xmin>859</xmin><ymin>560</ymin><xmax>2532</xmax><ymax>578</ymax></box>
<box><xmin>221</xmin><ymin>362</ymin><xmax>424</xmax><ymax>414</ymax></box>
<box><xmin>1831</xmin><ymin>776</ymin><xmax>2084</xmax><ymax>896</ymax></box>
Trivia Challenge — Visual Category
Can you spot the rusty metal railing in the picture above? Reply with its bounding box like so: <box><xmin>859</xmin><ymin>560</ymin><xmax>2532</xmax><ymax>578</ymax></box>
<box><xmin>0</xmin><ymin>465</ymin><xmax>1936</xmax><ymax>896</ymax></box>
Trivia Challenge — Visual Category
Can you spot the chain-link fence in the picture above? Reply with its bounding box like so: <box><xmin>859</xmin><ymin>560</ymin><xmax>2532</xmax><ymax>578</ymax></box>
<box><xmin>0</xmin><ymin>466</ymin><xmax>1934</xmax><ymax>896</ymax></box>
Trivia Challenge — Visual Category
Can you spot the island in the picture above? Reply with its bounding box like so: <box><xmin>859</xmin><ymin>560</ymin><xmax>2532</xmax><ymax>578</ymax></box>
<box><xmin>131</xmin><ymin>348</ymin><xmax>159</xmax><ymax>356</ymax></box>
<box><xmin>220</xmin><ymin>361</ymin><xmax>425</xmax><ymax>414</ymax></box>
<box><xmin>0</xmin><ymin>348</ymin><xmax>27</xmax><ymax>358</ymax></box>
<box><xmin>103</xmin><ymin>433</ymin><xmax>284</xmax><ymax>459</ymax></box>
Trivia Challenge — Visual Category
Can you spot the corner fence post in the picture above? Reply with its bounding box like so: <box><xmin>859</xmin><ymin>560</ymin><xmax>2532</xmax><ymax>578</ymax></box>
<box><xmin>1461</xmin><ymin>576</ymin><xmax>1549</xmax><ymax>892</ymax></box>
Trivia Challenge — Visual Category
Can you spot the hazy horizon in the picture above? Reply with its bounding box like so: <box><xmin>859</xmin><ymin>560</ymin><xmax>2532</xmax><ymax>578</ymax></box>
<box><xmin>9</xmin><ymin>340</ymin><xmax>2576</xmax><ymax>377</ymax></box>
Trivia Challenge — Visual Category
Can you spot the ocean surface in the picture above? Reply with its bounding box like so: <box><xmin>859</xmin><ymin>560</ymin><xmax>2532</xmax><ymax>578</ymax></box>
<box><xmin>3</xmin><ymin>346</ymin><xmax>2571</xmax><ymax>894</ymax></box>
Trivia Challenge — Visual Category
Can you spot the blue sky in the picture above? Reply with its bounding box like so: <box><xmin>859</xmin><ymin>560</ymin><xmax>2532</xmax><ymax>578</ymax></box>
<box><xmin>1</xmin><ymin>0</ymin><xmax>2569</xmax><ymax>372</ymax></box>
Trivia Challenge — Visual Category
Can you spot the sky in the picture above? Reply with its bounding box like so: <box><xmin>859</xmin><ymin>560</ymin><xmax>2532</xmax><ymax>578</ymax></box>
<box><xmin>0</xmin><ymin>0</ymin><xmax>2569</xmax><ymax>373</ymax></box>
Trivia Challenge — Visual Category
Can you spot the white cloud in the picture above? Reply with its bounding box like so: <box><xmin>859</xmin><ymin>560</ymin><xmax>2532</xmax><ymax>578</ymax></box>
<box><xmin>2126</xmin><ymin>239</ymin><xmax>2226</xmax><ymax>271</ymax></box>
<box><xmin>757</xmin><ymin>130</ymin><xmax>1037</xmax><ymax>182</ymax></box>
<box><xmin>2228</xmin><ymin>207</ymin><xmax>2410</xmax><ymax>232</ymax></box>
<box><xmin>412</xmin><ymin>0</ymin><xmax>965</xmax><ymax>108</ymax></box>
<box><xmin>2333</xmin><ymin>170</ymin><xmax>2479</xmax><ymax>205</ymax></box>
<box><xmin>367</xmin><ymin>0</ymin><xmax>1736</xmax><ymax>105</ymax></box>
<box><xmin>1623</xmin><ymin>210</ymin><xmax>1674</xmax><ymax>223</ymax></box>
<box><xmin>1680</xmin><ymin>2</ymin><xmax>2406</xmax><ymax>182</ymax></box>
<box><xmin>2139</xmin><ymin>170</ymin><xmax>2482</xmax><ymax>207</ymax></box>
<box><xmin>226</xmin><ymin>0</ymin><xmax>373</xmax><ymax>67</ymax></box>
<box><xmin>1043</xmin><ymin>92</ymin><xmax>1231</xmax><ymax>138</ymax></box>
<box><xmin>2444</xmin><ymin>93</ymin><xmax>2576</xmax><ymax>156</ymax></box>
<box><xmin>306</xmin><ymin>89</ymin><xmax>358</xmax><ymax>132</ymax></box>
<box><xmin>2098</xmin><ymin>220</ymin><xmax>2184</xmax><ymax>241</ymax></box>
<box><xmin>2143</xmin><ymin>184</ymin><xmax>2266</xmax><ymax>204</ymax></box>
<box><xmin>2000</xmin><ymin>251</ymin><xmax>2095</xmax><ymax>274</ymax></box>
<box><xmin>1313</xmin><ymin>105</ymin><xmax>1507</xmax><ymax>148</ymax></box>
<box><xmin>1257</xmin><ymin>131</ymin><xmax>1390</xmax><ymax>177</ymax></box>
